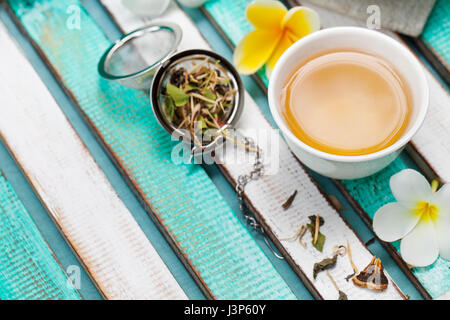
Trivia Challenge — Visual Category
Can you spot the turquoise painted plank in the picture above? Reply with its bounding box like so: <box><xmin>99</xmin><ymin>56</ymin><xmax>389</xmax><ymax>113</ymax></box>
<box><xmin>421</xmin><ymin>0</ymin><xmax>449</xmax><ymax>68</ymax></box>
<box><xmin>0</xmin><ymin>172</ymin><xmax>81</xmax><ymax>300</ymax></box>
<box><xmin>204</xmin><ymin>0</ymin><xmax>450</xmax><ymax>299</ymax></box>
<box><xmin>8</xmin><ymin>0</ymin><xmax>295</xmax><ymax>299</ymax></box>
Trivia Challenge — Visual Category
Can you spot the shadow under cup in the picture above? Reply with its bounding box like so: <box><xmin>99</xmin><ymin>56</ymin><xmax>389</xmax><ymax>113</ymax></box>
<box><xmin>268</xmin><ymin>27</ymin><xmax>429</xmax><ymax>180</ymax></box>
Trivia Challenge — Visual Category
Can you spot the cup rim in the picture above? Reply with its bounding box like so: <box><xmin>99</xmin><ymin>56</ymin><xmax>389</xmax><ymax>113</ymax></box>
<box><xmin>268</xmin><ymin>26</ymin><xmax>429</xmax><ymax>163</ymax></box>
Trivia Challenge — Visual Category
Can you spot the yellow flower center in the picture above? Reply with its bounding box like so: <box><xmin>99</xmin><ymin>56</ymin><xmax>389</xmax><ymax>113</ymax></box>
<box><xmin>413</xmin><ymin>201</ymin><xmax>439</xmax><ymax>222</ymax></box>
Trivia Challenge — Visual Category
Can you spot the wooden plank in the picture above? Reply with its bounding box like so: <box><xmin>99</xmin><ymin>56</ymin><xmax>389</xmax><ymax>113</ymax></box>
<box><xmin>102</xmin><ymin>0</ymin><xmax>406</xmax><ymax>300</ymax></box>
<box><xmin>0</xmin><ymin>171</ymin><xmax>81</xmax><ymax>300</ymax></box>
<box><xmin>411</xmin><ymin>37</ymin><xmax>450</xmax><ymax>88</ymax></box>
<box><xmin>7</xmin><ymin>0</ymin><xmax>296</xmax><ymax>300</ymax></box>
<box><xmin>0</xmin><ymin>19</ymin><xmax>187</xmax><ymax>300</ymax></box>
<box><xmin>417</xmin><ymin>0</ymin><xmax>450</xmax><ymax>86</ymax></box>
<box><xmin>285</xmin><ymin>0</ymin><xmax>450</xmax><ymax>299</ymax></box>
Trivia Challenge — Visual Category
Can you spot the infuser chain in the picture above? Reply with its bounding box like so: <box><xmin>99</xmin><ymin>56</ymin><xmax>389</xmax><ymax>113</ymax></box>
<box><xmin>235</xmin><ymin>137</ymin><xmax>284</xmax><ymax>260</ymax></box>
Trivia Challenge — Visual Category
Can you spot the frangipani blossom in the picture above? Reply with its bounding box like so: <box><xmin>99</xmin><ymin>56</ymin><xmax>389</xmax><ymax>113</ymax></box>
<box><xmin>373</xmin><ymin>169</ymin><xmax>450</xmax><ymax>267</ymax></box>
<box><xmin>233</xmin><ymin>0</ymin><xmax>320</xmax><ymax>77</ymax></box>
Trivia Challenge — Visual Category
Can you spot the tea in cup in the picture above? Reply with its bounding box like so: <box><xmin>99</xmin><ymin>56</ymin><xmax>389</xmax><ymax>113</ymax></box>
<box><xmin>269</xmin><ymin>27</ymin><xmax>428</xmax><ymax>179</ymax></box>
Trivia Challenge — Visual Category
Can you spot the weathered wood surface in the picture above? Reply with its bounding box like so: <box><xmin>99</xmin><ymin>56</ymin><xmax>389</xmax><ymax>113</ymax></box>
<box><xmin>418</xmin><ymin>0</ymin><xmax>449</xmax><ymax>85</ymax></box>
<box><xmin>7</xmin><ymin>0</ymin><xmax>296</xmax><ymax>300</ymax></box>
<box><xmin>290</xmin><ymin>0</ymin><xmax>450</xmax><ymax>299</ymax></box>
<box><xmin>102</xmin><ymin>0</ymin><xmax>405</xmax><ymax>299</ymax></box>
<box><xmin>0</xmin><ymin>169</ymin><xmax>81</xmax><ymax>300</ymax></box>
<box><xmin>0</xmin><ymin>20</ymin><xmax>187</xmax><ymax>300</ymax></box>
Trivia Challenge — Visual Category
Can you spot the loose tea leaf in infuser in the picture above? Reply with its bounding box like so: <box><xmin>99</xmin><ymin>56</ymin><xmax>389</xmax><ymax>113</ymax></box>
<box><xmin>282</xmin><ymin>190</ymin><xmax>298</xmax><ymax>210</ymax></box>
<box><xmin>352</xmin><ymin>257</ymin><xmax>389</xmax><ymax>291</ymax></box>
<box><xmin>162</xmin><ymin>58</ymin><xmax>237</xmax><ymax>148</ymax></box>
<box><xmin>166</xmin><ymin>83</ymin><xmax>189</xmax><ymax>106</ymax></box>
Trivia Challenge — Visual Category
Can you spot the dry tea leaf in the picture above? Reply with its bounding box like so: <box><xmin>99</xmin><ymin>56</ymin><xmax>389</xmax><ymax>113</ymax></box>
<box><xmin>338</xmin><ymin>290</ymin><xmax>348</xmax><ymax>300</ymax></box>
<box><xmin>345</xmin><ymin>272</ymin><xmax>356</xmax><ymax>282</ymax></box>
<box><xmin>326</xmin><ymin>270</ymin><xmax>348</xmax><ymax>300</ymax></box>
<box><xmin>352</xmin><ymin>257</ymin><xmax>389</xmax><ymax>291</ymax></box>
<box><xmin>308</xmin><ymin>215</ymin><xmax>324</xmax><ymax>226</ymax></box>
<box><xmin>166</xmin><ymin>83</ymin><xmax>189</xmax><ymax>106</ymax></box>
<box><xmin>345</xmin><ymin>241</ymin><xmax>358</xmax><ymax>281</ymax></box>
<box><xmin>307</xmin><ymin>215</ymin><xmax>325</xmax><ymax>252</ymax></box>
<box><xmin>333</xmin><ymin>245</ymin><xmax>347</xmax><ymax>257</ymax></box>
<box><xmin>313</xmin><ymin>254</ymin><xmax>338</xmax><ymax>279</ymax></box>
<box><xmin>298</xmin><ymin>225</ymin><xmax>307</xmax><ymax>248</ymax></box>
<box><xmin>346</xmin><ymin>240</ymin><xmax>358</xmax><ymax>273</ymax></box>
<box><xmin>282</xmin><ymin>190</ymin><xmax>298</xmax><ymax>210</ymax></box>
<box><xmin>280</xmin><ymin>225</ymin><xmax>304</xmax><ymax>242</ymax></box>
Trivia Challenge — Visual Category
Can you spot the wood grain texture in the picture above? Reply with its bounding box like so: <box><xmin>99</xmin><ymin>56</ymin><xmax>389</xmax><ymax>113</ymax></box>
<box><xmin>102</xmin><ymin>0</ymin><xmax>405</xmax><ymax>299</ymax></box>
<box><xmin>0</xmin><ymin>19</ymin><xmax>187</xmax><ymax>300</ymax></box>
<box><xmin>0</xmin><ymin>171</ymin><xmax>81</xmax><ymax>300</ymax></box>
<box><xmin>7</xmin><ymin>0</ymin><xmax>296</xmax><ymax>300</ymax></box>
<box><xmin>286</xmin><ymin>0</ymin><xmax>450</xmax><ymax>299</ymax></box>
<box><xmin>419</xmin><ymin>0</ymin><xmax>449</xmax><ymax>83</ymax></box>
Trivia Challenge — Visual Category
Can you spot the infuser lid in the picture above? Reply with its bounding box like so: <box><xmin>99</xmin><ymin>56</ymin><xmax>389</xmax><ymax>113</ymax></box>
<box><xmin>150</xmin><ymin>49</ymin><xmax>244</xmax><ymax>155</ymax></box>
<box><xmin>98</xmin><ymin>22</ymin><xmax>182</xmax><ymax>89</ymax></box>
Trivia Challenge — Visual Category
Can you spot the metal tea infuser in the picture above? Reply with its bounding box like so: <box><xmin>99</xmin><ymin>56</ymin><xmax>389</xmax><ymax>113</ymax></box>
<box><xmin>98</xmin><ymin>23</ymin><xmax>283</xmax><ymax>259</ymax></box>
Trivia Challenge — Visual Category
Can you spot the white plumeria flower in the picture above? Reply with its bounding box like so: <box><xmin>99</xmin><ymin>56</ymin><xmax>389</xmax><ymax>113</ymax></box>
<box><xmin>373</xmin><ymin>169</ymin><xmax>450</xmax><ymax>267</ymax></box>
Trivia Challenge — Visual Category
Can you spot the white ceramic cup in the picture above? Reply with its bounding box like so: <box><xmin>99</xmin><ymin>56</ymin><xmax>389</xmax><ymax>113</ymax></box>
<box><xmin>268</xmin><ymin>27</ymin><xmax>429</xmax><ymax>180</ymax></box>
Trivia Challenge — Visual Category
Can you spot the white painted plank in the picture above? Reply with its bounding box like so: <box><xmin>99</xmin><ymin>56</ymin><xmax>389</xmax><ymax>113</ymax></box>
<box><xmin>101</xmin><ymin>0</ymin><xmax>405</xmax><ymax>300</ymax></box>
<box><xmin>300</xmin><ymin>0</ymin><xmax>450</xmax><ymax>183</ymax></box>
<box><xmin>437</xmin><ymin>290</ymin><xmax>450</xmax><ymax>300</ymax></box>
<box><xmin>0</xmin><ymin>22</ymin><xmax>187</xmax><ymax>300</ymax></box>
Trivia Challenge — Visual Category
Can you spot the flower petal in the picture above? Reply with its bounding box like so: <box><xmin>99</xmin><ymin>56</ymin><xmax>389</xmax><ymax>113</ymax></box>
<box><xmin>373</xmin><ymin>202</ymin><xmax>420</xmax><ymax>242</ymax></box>
<box><xmin>246</xmin><ymin>0</ymin><xmax>287</xmax><ymax>30</ymax></box>
<box><xmin>433</xmin><ymin>183</ymin><xmax>450</xmax><ymax>260</ymax></box>
<box><xmin>233</xmin><ymin>29</ymin><xmax>281</xmax><ymax>75</ymax></box>
<box><xmin>282</xmin><ymin>6</ymin><xmax>320</xmax><ymax>39</ymax></box>
<box><xmin>433</xmin><ymin>211</ymin><xmax>450</xmax><ymax>260</ymax></box>
<box><xmin>390</xmin><ymin>169</ymin><xmax>432</xmax><ymax>208</ymax></box>
<box><xmin>431</xmin><ymin>183</ymin><xmax>450</xmax><ymax>219</ymax></box>
<box><xmin>400</xmin><ymin>218</ymin><xmax>439</xmax><ymax>267</ymax></box>
<box><xmin>265</xmin><ymin>31</ymin><xmax>295</xmax><ymax>78</ymax></box>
